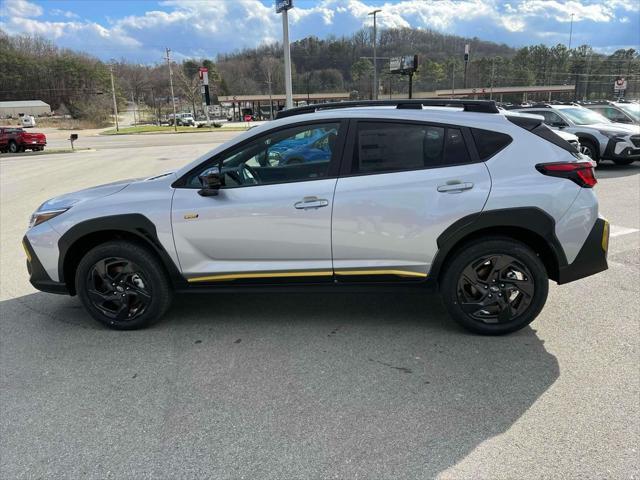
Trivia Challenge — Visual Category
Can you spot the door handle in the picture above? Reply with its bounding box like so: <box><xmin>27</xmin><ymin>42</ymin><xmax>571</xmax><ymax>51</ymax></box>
<box><xmin>294</xmin><ymin>196</ymin><xmax>329</xmax><ymax>209</ymax></box>
<box><xmin>437</xmin><ymin>182</ymin><xmax>474</xmax><ymax>193</ymax></box>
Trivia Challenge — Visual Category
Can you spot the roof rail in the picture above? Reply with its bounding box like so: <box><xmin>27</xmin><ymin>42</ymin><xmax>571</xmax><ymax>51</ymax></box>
<box><xmin>275</xmin><ymin>99</ymin><xmax>499</xmax><ymax>119</ymax></box>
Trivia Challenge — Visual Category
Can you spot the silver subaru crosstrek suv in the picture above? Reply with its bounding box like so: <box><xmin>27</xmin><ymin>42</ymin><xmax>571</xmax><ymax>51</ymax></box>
<box><xmin>513</xmin><ymin>103</ymin><xmax>640</xmax><ymax>165</ymax></box>
<box><xmin>23</xmin><ymin>100</ymin><xmax>609</xmax><ymax>335</ymax></box>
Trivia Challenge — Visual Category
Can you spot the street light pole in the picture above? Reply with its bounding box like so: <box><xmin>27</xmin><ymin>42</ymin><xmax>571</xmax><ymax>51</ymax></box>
<box><xmin>568</xmin><ymin>13</ymin><xmax>574</xmax><ymax>50</ymax></box>
<box><xmin>369</xmin><ymin>9</ymin><xmax>382</xmax><ymax>100</ymax></box>
<box><xmin>282</xmin><ymin>9</ymin><xmax>293</xmax><ymax>109</ymax></box>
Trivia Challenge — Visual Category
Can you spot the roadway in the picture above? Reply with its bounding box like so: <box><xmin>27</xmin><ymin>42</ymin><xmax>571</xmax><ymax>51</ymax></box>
<box><xmin>1</xmin><ymin>131</ymin><xmax>638</xmax><ymax>479</ymax></box>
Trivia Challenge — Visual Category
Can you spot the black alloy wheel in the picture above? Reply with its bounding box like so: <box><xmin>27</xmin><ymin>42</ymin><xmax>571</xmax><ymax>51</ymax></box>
<box><xmin>86</xmin><ymin>257</ymin><xmax>151</xmax><ymax>322</ymax></box>
<box><xmin>457</xmin><ymin>254</ymin><xmax>534</xmax><ymax>324</ymax></box>
<box><xmin>441</xmin><ymin>237</ymin><xmax>548</xmax><ymax>335</ymax></box>
<box><xmin>76</xmin><ymin>241</ymin><xmax>172</xmax><ymax>329</ymax></box>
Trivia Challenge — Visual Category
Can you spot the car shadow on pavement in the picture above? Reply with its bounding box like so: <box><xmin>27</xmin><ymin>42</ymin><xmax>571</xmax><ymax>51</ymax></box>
<box><xmin>1</xmin><ymin>291</ymin><xmax>559</xmax><ymax>479</ymax></box>
<box><xmin>596</xmin><ymin>162</ymin><xmax>640</xmax><ymax>179</ymax></box>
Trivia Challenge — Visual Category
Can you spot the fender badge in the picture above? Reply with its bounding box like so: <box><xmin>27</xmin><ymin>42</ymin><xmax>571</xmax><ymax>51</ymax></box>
<box><xmin>184</xmin><ymin>213</ymin><xmax>199</xmax><ymax>220</ymax></box>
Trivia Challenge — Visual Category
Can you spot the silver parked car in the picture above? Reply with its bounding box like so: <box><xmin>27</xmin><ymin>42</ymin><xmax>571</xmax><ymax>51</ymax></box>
<box><xmin>513</xmin><ymin>103</ymin><xmax>640</xmax><ymax>165</ymax></box>
<box><xmin>23</xmin><ymin>100</ymin><xmax>609</xmax><ymax>335</ymax></box>
<box><xmin>581</xmin><ymin>101</ymin><xmax>640</xmax><ymax>126</ymax></box>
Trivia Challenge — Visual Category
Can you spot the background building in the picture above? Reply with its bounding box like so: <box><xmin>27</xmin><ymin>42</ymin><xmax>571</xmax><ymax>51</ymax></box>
<box><xmin>0</xmin><ymin>100</ymin><xmax>52</xmax><ymax>118</ymax></box>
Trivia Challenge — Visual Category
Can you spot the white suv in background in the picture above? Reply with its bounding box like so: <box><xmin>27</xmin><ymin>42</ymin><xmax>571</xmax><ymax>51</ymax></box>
<box><xmin>513</xmin><ymin>103</ymin><xmax>640</xmax><ymax>165</ymax></box>
<box><xmin>23</xmin><ymin>100</ymin><xmax>609</xmax><ymax>335</ymax></box>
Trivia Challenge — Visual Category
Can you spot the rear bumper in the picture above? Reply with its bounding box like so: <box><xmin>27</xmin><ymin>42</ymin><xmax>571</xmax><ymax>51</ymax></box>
<box><xmin>23</xmin><ymin>236</ymin><xmax>69</xmax><ymax>295</ymax></box>
<box><xmin>557</xmin><ymin>218</ymin><xmax>609</xmax><ymax>284</ymax></box>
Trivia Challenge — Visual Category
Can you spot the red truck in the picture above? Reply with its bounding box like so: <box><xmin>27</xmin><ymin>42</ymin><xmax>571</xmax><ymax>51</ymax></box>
<box><xmin>0</xmin><ymin>127</ymin><xmax>47</xmax><ymax>153</ymax></box>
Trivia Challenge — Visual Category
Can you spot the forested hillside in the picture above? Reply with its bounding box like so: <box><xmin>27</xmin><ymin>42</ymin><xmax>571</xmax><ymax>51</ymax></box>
<box><xmin>0</xmin><ymin>30</ymin><xmax>113</xmax><ymax>124</ymax></box>
<box><xmin>216</xmin><ymin>28</ymin><xmax>638</xmax><ymax>99</ymax></box>
<box><xmin>1</xmin><ymin>26</ymin><xmax>637</xmax><ymax>126</ymax></box>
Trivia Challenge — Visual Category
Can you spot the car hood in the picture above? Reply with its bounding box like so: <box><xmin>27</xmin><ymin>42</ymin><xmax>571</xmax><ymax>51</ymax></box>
<box><xmin>37</xmin><ymin>178</ymin><xmax>138</xmax><ymax>211</ymax></box>
<box><xmin>586</xmin><ymin>123</ymin><xmax>639</xmax><ymax>134</ymax></box>
<box><xmin>551</xmin><ymin>129</ymin><xmax>578</xmax><ymax>141</ymax></box>
<box><xmin>36</xmin><ymin>172</ymin><xmax>175</xmax><ymax>212</ymax></box>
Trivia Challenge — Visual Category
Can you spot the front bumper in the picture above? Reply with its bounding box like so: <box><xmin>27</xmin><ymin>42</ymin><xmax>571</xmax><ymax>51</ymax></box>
<box><xmin>557</xmin><ymin>218</ymin><xmax>609</xmax><ymax>284</ymax></box>
<box><xmin>603</xmin><ymin>139</ymin><xmax>640</xmax><ymax>160</ymax></box>
<box><xmin>23</xmin><ymin>236</ymin><xmax>69</xmax><ymax>295</ymax></box>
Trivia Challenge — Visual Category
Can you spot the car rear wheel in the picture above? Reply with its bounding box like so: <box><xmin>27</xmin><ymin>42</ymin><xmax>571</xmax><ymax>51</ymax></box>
<box><xmin>8</xmin><ymin>141</ymin><xmax>19</xmax><ymax>153</ymax></box>
<box><xmin>75</xmin><ymin>241</ymin><xmax>172</xmax><ymax>330</ymax></box>
<box><xmin>441</xmin><ymin>237</ymin><xmax>548</xmax><ymax>335</ymax></box>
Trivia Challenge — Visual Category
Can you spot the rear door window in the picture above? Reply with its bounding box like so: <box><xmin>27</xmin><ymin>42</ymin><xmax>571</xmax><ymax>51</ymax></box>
<box><xmin>352</xmin><ymin>122</ymin><xmax>474</xmax><ymax>174</ymax></box>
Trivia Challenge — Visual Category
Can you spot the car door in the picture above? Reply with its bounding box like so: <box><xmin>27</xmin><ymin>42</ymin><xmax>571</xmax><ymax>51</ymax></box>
<box><xmin>171</xmin><ymin>121</ymin><xmax>345</xmax><ymax>284</ymax></box>
<box><xmin>331</xmin><ymin>119</ymin><xmax>491</xmax><ymax>281</ymax></box>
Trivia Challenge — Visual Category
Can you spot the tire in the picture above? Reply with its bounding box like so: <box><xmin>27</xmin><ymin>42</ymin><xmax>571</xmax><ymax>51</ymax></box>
<box><xmin>75</xmin><ymin>241</ymin><xmax>172</xmax><ymax>330</ymax></box>
<box><xmin>579</xmin><ymin>140</ymin><xmax>599</xmax><ymax>165</ymax></box>
<box><xmin>8</xmin><ymin>141</ymin><xmax>18</xmax><ymax>153</ymax></box>
<box><xmin>613</xmin><ymin>158</ymin><xmax>634</xmax><ymax>166</ymax></box>
<box><xmin>440</xmin><ymin>237</ymin><xmax>549</xmax><ymax>335</ymax></box>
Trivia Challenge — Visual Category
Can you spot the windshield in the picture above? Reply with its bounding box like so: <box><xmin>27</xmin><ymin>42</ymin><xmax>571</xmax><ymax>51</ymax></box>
<box><xmin>617</xmin><ymin>103</ymin><xmax>640</xmax><ymax>122</ymax></box>
<box><xmin>561</xmin><ymin>107</ymin><xmax>610</xmax><ymax>125</ymax></box>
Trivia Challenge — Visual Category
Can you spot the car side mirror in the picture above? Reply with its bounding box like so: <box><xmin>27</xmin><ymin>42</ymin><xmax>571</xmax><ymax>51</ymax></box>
<box><xmin>198</xmin><ymin>166</ymin><xmax>223</xmax><ymax>197</ymax></box>
<box><xmin>552</xmin><ymin>122</ymin><xmax>567</xmax><ymax>129</ymax></box>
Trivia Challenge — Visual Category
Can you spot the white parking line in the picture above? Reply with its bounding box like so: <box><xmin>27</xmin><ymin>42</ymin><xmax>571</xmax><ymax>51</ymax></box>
<box><xmin>610</xmin><ymin>225</ymin><xmax>640</xmax><ymax>238</ymax></box>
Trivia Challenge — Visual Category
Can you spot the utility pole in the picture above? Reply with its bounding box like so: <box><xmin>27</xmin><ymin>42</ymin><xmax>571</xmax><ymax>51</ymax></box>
<box><xmin>165</xmin><ymin>47</ymin><xmax>178</xmax><ymax>132</ymax></box>
<box><xmin>131</xmin><ymin>92</ymin><xmax>137</xmax><ymax>125</ymax></box>
<box><xmin>489</xmin><ymin>57</ymin><xmax>496</xmax><ymax>100</ymax></box>
<box><xmin>109</xmin><ymin>65</ymin><xmax>119</xmax><ymax>132</ymax></box>
<box><xmin>150</xmin><ymin>87</ymin><xmax>158</xmax><ymax>126</ymax></box>
<box><xmin>451</xmin><ymin>62</ymin><xmax>455</xmax><ymax>96</ymax></box>
<box><xmin>463</xmin><ymin>44</ymin><xmax>470</xmax><ymax>89</ymax></box>
<box><xmin>369</xmin><ymin>9</ymin><xmax>382</xmax><ymax>100</ymax></box>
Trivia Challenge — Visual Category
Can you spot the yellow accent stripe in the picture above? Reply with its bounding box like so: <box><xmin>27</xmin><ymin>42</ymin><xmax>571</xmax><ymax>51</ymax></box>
<box><xmin>22</xmin><ymin>240</ymin><xmax>32</xmax><ymax>262</ymax></box>
<box><xmin>335</xmin><ymin>269</ymin><xmax>427</xmax><ymax>278</ymax></box>
<box><xmin>188</xmin><ymin>270</ymin><xmax>334</xmax><ymax>283</ymax></box>
<box><xmin>187</xmin><ymin>268</ymin><xmax>428</xmax><ymax>283</ymax></box>
<box><xmin>602</xmin><ymin>220</ymin><xmax>609</xmax><ymax>252</ymax></box>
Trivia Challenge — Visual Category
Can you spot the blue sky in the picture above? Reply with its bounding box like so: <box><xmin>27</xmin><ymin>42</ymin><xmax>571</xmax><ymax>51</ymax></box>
<box><xmin>1</xmin><ymin>0</ymin><xmax>638</xmax><ymax>63</ymax></box>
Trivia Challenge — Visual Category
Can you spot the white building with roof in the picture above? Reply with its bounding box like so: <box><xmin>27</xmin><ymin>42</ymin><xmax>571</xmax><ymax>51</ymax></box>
<box><xmin>0</xmin><ymin>100</ymin><xmax>52</xmax><ymax>117</ymax></box>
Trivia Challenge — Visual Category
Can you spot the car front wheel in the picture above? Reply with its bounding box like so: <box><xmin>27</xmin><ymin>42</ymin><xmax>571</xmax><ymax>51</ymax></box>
<box><xmin>579</xmin><ymin>140</ymin><xmax>599</xmax><ymax>165</ymax></box>
<box><xmin>75</xmin><ymin>241</ymin><xmax>172</xmax><ymax>330</ymax></box>
<box><xmin>441</xmin><ymin>237</ymin><xmax>548</xmax><ymax>335</ymax></box>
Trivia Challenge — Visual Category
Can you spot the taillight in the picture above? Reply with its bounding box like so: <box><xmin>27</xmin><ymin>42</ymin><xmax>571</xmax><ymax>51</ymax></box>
<box><xmin>535</xmin><ymin>161</ymin><xmax>597</xmax><ymax>188</ymax></box>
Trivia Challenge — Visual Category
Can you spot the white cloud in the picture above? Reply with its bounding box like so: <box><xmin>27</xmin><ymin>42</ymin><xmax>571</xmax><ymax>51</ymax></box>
<box><xmin>50</xmin><ymin>8</ymin><xmax>80</xmax><ymax>19</ymax></box>
<box><xmin>0</xmin><ymin>0</ymin><xmax>638</xmax><ymax>62</ymax></box>
<box><xmin>1</xmin><ymin>0</ymin><xmax>43</xmax><ymax>18</ymax></box>
<box><xmin>517</xmin><ymin>0</ymin><xmax>615</xmax><ymax>22</ymax></box>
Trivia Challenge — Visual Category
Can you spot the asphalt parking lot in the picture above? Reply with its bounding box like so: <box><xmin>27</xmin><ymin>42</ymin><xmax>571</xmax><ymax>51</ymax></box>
<box><xmin>1</xmin><ymin>131</ymin><xmax>638</xmax><ymax>479</ymax></box>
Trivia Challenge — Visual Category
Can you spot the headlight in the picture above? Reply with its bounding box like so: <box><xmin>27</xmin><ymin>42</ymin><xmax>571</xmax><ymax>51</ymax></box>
<box><xmin>598</xmin><ymin>130</ymin><xmax>627</xmax><ymax>140</ymax></box>
<box><xmin>28</xmin><ymin>208</ymin><xmax>69</xmax><ymax>228</ymax></box>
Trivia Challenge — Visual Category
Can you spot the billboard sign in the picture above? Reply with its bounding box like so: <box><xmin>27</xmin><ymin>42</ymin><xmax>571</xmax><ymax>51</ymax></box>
<box><xmin>275</xmin><ymin>0</ymin><xmax>293</xmax><ymax>13</ymax></box>
<box><xmin>464</xmin><ymin>44</ymin><xmax>470</xmax><ymax>62</ymax></box>
<box><xmin>614</xmin><ymin>77</ymin><xmax>627</xmax><ymax>92</ymax></box>
<box><xmin>390</xmin><ymin>55</ymin><xmax>419</xmax><ymax>74</ymax></box>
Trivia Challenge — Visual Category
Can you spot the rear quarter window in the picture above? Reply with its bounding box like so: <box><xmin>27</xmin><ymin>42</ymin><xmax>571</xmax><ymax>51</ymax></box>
<box><xmin>470</xmin><ymin>128</ymin><xmax>512</xmax><ymax>160</ymax></box>
<box><xmin>352</xmin><ymin>122</ymin><xmax>474</xmax><ymax>174</ymax></box>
